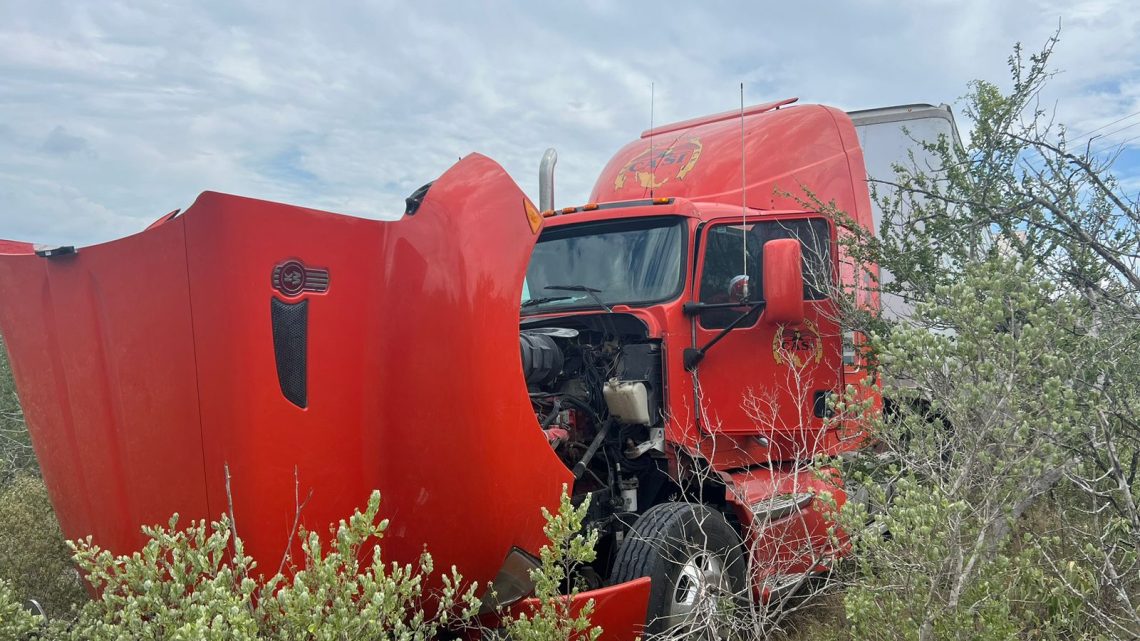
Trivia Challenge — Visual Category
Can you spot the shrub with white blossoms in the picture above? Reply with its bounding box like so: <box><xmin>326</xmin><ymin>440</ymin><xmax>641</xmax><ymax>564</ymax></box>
<box><xmin>0</xmin><ymin>488</ymin><xmax>599</xmax><ymax>641</ymax></box>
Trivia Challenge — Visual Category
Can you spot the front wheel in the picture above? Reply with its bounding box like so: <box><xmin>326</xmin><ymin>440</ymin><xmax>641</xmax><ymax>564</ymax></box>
<box><xmin>610</xmin><ymin>502</ymin><xmax>748</xmax><ymax>639</ymax></box>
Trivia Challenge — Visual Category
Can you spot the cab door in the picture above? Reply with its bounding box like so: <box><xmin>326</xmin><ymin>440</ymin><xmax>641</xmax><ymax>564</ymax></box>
<box><xmin>688</xmin><ymin>216</ymin><xmax>842</xmax><ymax>456</ymax></box>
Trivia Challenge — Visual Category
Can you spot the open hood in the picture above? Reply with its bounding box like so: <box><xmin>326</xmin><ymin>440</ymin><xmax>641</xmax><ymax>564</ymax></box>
<box><xmin>0</xmin><ymin>154</ymin><xmax>570</xmax><ymax>586</ymax></box>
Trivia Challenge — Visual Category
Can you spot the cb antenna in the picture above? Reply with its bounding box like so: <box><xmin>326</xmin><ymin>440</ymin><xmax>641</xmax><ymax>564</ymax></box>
<box><xmin>649</xmin><ymin>82</ymin><xmax>656</xmax><ymax>198</ymax></box>
<box><xmin>740</xmin><ymin>83</ymin><xmax>749</xmax><ymax>295</ymax></box>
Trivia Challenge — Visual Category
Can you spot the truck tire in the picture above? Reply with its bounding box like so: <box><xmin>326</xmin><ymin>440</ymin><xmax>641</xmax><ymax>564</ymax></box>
<box><xmin>611</xmin><ymin>502</ymin><xmax>747</xmax><ymax>639</ymax></box>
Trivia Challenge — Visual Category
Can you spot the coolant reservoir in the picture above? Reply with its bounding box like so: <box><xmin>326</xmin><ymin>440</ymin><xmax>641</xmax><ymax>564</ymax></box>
<box><xmin>603</xmin><ymin>379</ymin><xmax>652</xmax><ymax>425</ymax></box>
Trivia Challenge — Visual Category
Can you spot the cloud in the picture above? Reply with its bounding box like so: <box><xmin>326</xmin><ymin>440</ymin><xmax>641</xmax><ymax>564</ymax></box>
<box><xmin>1</xmin><ymin>0</ymin><xmax>1138</xmax><ymax>246</ymax></box>
<box><xmin>40</xmin><ymin>126</ymin><xmax>90</xmax><ymax>156</ymax></box>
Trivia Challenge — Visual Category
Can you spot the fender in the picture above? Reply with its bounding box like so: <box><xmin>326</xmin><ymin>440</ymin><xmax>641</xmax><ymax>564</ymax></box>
<box><xmin>507</xmin><ymin>577</ymin><xmax>651</xmax><ymax>641</ymax></box>
<box><xmin>724</xmin><ymin>464</ymin><xmax>847</xmax><ymax>597</ymax></box>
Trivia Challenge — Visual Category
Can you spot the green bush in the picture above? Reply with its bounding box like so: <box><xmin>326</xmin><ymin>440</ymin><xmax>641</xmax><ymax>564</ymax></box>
<box><xmin>501</xmin><ymin>490</ymin><xmax>600</xmax><ymax>641</ymax></box>
<box><xmin>825</xmin><ymin>33</ymin><xmax>1138</xmax><ymax>640</ymax></box>
<box><xmin>0</xmin><ymin>335</ymin><xmax>37</xmax><ymax>482</ymax></box>
<box><xmin>62</xmin><ymin>490</ymin><xmax>482</xmax><ymax>640</ymax></box>
<box><xmin>0</xmin><ymin>475</ymin><xmax>87</xmax><ymax>620</ymax></box>
<box><xmin>0</xmin><ymin>578</ymin><xmax>41</xmax><ymax>640</ymax></box>
<box><xmin>831</xmin><ymin>255</ymin><xmax>1101</xmax><ymax>641</ymax></box>
<box><xmin>0</xmin><ymin>488</ymin><xmax>599</xmax><ymax>641</ymax></box>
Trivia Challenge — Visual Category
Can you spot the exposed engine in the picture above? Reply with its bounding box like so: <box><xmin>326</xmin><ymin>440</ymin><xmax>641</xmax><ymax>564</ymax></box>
<box><xmin>518</xmin><ymin>315</ymin><xmax>668</xmax><ymax>520</ymax></box>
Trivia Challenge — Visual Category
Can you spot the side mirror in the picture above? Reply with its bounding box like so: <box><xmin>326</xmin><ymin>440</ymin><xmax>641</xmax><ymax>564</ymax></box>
<box><xmin>763</xmin><ymin>238</ymin><xmax>805</xmax><ymax>325</ymax></box>
<box><xmin>727</xmin><ymin>274</ymin><xmax>751</xmax><ymax>303</ymax></box>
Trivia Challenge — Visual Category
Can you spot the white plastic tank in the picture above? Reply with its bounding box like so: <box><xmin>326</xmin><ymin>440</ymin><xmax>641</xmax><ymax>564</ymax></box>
<box><xmin>603</xmin><ymin>379</ymin><xmax>652</xmax><ymax>426</ymax></box>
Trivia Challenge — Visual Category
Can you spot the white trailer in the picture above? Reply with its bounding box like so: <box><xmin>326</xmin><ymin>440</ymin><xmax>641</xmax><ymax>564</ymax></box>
<box><xmin>848</xmin><ymin>104</ymin><xmax>963</xmax><ymax>320</ymax></box>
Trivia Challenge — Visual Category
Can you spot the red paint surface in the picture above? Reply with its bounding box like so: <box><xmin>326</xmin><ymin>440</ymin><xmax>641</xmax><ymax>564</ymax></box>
<box><xmin>0</xmin><ymin>154</ymin><xmax>570</xmax><ymax>589</ymax></box>
<box><xmin>0</xmin><ymin>240</ymin><xmax>34</xmax><ymax>254</ymax></box>
<box><xmin>539</xmin><ymin>103</ymin><xmax>880</xmax><ymax>464</ymax></box>
<box><xmin>726</xmin><ymin>465</ymin><xmax>847</xmax><ymax>583</ymax></box>
<box><xmin>762</xmin><ymin>239</ymin><xmax>805</xmax><ymax>325</ymax></box>
<box><xmin>513</xmin><ymin>578</ymin><xmax>652</xmax><ymax>641</ymax></box>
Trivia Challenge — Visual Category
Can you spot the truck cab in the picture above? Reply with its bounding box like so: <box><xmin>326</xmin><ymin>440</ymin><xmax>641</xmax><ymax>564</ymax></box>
<box><xmin>523</xmin><ymin>199</ymin><xmax>853</xmax><ymax>462</ymax></box>
<box><xmin>513</xmin><ymin>99</ymin><xmax>881</xmax><ymax>634</ymax></box>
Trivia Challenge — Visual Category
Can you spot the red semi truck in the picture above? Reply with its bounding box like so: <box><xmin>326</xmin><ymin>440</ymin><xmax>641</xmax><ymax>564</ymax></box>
<box><xmin>0</xmin><ymin>99</ymin><xmax>952</xmax><ymax>638</ymax></box>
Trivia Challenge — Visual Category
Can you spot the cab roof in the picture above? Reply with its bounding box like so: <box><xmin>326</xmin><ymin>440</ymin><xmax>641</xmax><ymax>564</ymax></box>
<box><xmin>539</xmin><ymin>197</ymin><xmax>816</xmax><ymax>228</ymax></box>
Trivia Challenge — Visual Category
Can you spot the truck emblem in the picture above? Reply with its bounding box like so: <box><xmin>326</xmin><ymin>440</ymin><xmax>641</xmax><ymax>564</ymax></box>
<box><xmin>614</xmin><ymin>138</ymin><xmax>703</xmax><ymax>190</ymax></box>
<box><xmin>272</xmin><ymin>260</ymin><xmax>330</xmax><ymax>297</ymax></box>
<box><xmin>772</xmin><ymin>318</ymin><xmax>823</xmax><ymax>367</ymax></box>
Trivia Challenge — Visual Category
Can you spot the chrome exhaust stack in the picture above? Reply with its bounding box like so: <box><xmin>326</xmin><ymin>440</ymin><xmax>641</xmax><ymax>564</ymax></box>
<box><xmin>539</xmin><ymin>148</ymin><xmax>557</xmax><ymax>211</ymax></box>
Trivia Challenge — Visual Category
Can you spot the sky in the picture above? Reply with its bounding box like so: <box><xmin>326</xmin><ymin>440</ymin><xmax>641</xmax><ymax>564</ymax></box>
<box><xmin>2</xmin><ymin>0</ymin><xmax>1139</xmax><ymax>247</ymax></box>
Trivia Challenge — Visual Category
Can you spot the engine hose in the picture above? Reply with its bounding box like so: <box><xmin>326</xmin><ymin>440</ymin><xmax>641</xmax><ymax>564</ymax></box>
<box><xmin>572</xmin><ymin>420</ymin><xmax>612</xmax><ymax>480</ymax></box>
<box><xmin>540</xmin><ymin>400</ymin><xmax>562</xmax><ymax>429</ymax></box>
<box><xmin>561</xmin><ymin>395</ymin><xmax>604</xmax><ymax>425</ymax></box>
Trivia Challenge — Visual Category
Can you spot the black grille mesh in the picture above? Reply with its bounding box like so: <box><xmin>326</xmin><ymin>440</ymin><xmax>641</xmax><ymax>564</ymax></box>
<box><xmin>271</xmin><ymin>297</ymin><xmax>308</xmax><ymax>408</ymax></box>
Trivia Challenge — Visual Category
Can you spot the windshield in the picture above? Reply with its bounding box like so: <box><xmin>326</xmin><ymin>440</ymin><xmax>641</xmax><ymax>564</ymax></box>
<box><xmin>521</xmin><ymin>217</ymin><xmax>685</xmax><ymax>313</ymax></box>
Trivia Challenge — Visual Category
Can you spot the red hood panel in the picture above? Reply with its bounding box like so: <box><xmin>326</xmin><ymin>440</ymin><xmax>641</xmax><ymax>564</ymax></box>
<box><xmin>0</xmin><ymin>154</ymin><xmax>570</xmax><ymax>584</ymax></box>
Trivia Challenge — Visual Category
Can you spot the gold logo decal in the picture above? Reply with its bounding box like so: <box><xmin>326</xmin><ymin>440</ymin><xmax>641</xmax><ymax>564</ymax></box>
<box><xmin>772</xmin><ymin>319</ymin><xmax>823</xmax><ymax>368</ymax></box>
<box><xmin>614</xmin><ymin>138</ymin><xmax>703</xmax><ymax>190</ymax></box>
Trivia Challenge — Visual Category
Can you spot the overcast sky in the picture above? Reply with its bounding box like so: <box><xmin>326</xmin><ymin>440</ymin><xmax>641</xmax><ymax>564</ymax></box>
<box><xmin>2</xmin><ymin>0</ymin><xmax>1139</xmax><ymax>247</ymax></box>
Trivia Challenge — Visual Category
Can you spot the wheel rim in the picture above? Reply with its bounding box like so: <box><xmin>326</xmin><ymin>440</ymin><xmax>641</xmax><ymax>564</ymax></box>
<box><xmin>666</xmin><ymin>551</ymin><xmax>733</xmax><ymax>636</ymax></box>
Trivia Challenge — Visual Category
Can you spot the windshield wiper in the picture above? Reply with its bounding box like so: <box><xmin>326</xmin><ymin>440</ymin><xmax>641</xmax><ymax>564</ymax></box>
<box><xmin>544</xmin><ymin>285</ymin><xmax>613</xmax><ymax>313</ymax></box>
<box><xmin>521</xmin><ymin>296</ymin><xmax>573</xmax><ymax>309</ymax></box>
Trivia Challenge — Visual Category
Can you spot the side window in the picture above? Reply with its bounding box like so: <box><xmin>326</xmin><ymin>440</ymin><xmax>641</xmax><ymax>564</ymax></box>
<box><xmin>698</xmin><ymin>218</ymin><xmax>832</xmax><ymax>329</ymax></box>
<box><xmin>699</xmin><ymin>225</ymin><xmax>760</xmax><ymax>329</ymax></box>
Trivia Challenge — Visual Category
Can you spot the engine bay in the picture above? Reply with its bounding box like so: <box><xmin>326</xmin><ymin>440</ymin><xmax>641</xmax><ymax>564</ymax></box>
<box><xmin>519</xmin><ymin>314</ymin><xmax>672</xmax><ymax>548</ymax></box>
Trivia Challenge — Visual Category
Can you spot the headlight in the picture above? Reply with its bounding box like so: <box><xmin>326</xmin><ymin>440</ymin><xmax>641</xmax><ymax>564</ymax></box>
<box><xmin>481</xmin><ymin>547</ymin><xmax>541</xmax><ymax>612</ymax></box>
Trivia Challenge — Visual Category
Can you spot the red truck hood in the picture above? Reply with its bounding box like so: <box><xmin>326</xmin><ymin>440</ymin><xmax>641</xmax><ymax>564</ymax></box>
<box><xmin>0</xmin><ymin>154</ymin><xmax>570</xmax><ymax>586</ymax></box>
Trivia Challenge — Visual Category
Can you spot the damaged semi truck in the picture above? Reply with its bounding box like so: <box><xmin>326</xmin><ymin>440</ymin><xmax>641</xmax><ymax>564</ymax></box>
<box><xmin>0</xmin><ymin>99</ymin><xmax>955</xmax><ymax>638</ymax></box>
